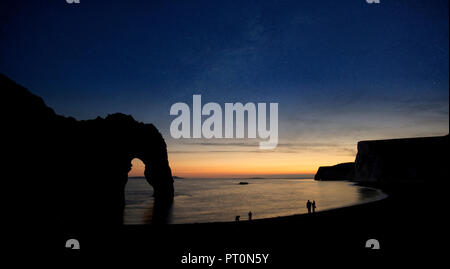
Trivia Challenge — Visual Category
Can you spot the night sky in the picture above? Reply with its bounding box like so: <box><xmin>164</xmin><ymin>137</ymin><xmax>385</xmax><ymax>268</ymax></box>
<box><xmin>1</xmin><ymin>0</ymin><xmax>448</xmax><ymax>177</ymax></box>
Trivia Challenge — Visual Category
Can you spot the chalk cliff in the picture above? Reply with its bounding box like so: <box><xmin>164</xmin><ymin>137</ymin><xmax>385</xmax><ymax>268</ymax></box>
<box><xmin>354</xmin><ymin>135</ymin><xmax>448</xmax><ymax>184</ymax></box>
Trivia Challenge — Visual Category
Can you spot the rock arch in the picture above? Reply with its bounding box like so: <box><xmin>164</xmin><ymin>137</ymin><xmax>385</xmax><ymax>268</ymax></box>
<box><xmin>3</xmin><ymin>74</ymin><xmax>174</xmax><ymax>227</ymax></box>
<box><xmin>74</xmin><ymin>113</ymin><xmax>175</xmax><ymax>225</ymax></box>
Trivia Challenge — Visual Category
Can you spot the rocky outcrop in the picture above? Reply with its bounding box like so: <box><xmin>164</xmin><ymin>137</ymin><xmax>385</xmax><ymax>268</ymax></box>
<box><xmin>354</xmin><ymin>135</ymin><xmax>448</xmax><ymax>184</ymax></box>
<box><xmin>2</xmin><ymin>73</ymin><xmax>174</xmax><ymax>227</ymax></box>
<box><xmin>314</xmin><ymin>162</ymin><xmax>355</xmax><ymax>181</ymax></box>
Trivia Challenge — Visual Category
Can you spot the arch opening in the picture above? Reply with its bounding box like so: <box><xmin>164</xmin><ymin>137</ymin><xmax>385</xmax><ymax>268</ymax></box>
<box><xmin>123</xmin><ymin>158</ymin><xmax>155</xmax><ymax>224</ymax></box>
<box><xmin>129</xmin><ymin>158</ymin><xmax>146</xmax><ymax>178</ymax></box>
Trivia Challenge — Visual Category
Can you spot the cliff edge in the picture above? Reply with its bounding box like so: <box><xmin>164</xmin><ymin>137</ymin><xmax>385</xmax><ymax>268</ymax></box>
<box><xmin>314</xmin><ymin>162</ymin><xmax>355</xmax><ymax>181</ymax></box>
<box><xmin>354</xmin><ymin>135</ymin><xmax>448</xmax><ymax>184</ymax></box>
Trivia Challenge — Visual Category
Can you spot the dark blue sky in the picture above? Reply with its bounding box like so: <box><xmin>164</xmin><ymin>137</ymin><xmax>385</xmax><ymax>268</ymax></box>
<box><xmin>1</xmin><ymin>0</ymin><xmax>448</xmax><ymax>175</ymax></box>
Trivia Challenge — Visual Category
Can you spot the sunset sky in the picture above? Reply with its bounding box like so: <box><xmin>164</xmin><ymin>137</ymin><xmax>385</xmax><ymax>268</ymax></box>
<box><xmin>1</xmin><ymin>0</ymin><xmax>448</xmax><ymax>178</ymax></box>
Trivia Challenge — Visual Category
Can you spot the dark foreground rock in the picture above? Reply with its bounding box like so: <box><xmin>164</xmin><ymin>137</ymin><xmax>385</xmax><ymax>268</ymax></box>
<box><xmin>314</xmin><ymin>162</ymin><xmax>355</xmax><ymax>181</ymax></box>
<box><xmin>2</xmin><ymin>73</ymin><xmax>174</xmax><ymax>227</ymax></box>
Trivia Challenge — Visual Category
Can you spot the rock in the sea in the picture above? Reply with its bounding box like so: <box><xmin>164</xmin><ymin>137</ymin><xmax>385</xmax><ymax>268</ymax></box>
<box><xmin>314</xmin><ymin>162</ymin><xmax>355</xmax><ymax>181</ymax></box>
<box><xmin>354</xmin><ymin>135</ymin><xmax>448</xmax><ymax>184</ymax></box>
<box><xmin>2</xmin><ymin>73</ymin><xmax>174</xmax><ymax>227</ymax></box>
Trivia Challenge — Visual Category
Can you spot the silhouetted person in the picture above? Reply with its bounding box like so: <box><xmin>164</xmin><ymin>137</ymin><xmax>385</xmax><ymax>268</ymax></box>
<box><xmin>312</xmin><ymin>200</ymin><xmax>316</xmax><ymax>213</ymax></box>
<box><xmin>248</xmin><ymin>211</ymin><xmax>253</xmax><ymax>221</ymax></box>
<box><xmin>235</xmin><ymin>215</ymin><xmax>240</xmax><ymax>222</ymax></box>
<box><xmin>306</xmin><ymin>200</ymin><xmax>312</xmax><ymax>214</ymax></box>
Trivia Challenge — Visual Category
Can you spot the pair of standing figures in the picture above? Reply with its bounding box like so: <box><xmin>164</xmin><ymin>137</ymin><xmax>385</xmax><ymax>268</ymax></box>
<box><xmin>306</xmin><ymin>200</ymin><xmax>316</xmax><ymax>214</ymax></box>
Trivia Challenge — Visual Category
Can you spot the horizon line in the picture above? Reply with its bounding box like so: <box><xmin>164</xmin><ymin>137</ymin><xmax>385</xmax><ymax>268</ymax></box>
<box><xmin>128</xmin><ymin>174</ymin><xmax>316</xmax><ymax>179</ymax></box>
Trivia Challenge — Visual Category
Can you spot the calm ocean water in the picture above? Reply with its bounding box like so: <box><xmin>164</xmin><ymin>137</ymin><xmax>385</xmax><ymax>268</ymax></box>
<box><xmin>123</xmin><ymin>178</ymin><xmax>387</xmax><ymax>224</ymax></box>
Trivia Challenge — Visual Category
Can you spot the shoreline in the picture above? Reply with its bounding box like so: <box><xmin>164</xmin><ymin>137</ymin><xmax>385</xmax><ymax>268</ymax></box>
<box><xmin>168</xmin><ymin>190</ymin><xmax>390</xmax><ymax>226</ymax></box>
<box><xmin>72</xmin><ymin>180</ymin><xmax>437</xmax><ymax>261</ymax></box>
<box><xmin>173</xmin><ymin>187</ymin><xmax>388</xmax><ymax>226</ymax></box>
<box><xmin>125</xmin><ymin>180</ymin><xmax>388</xmax><ymax>226</ymax></box>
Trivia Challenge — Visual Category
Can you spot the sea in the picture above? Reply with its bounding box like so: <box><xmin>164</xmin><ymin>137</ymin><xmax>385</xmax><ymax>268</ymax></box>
<box><xmin>123</xmin><ymin>177</ymin><xmax>387</xmax><ymax>225</ymax></box>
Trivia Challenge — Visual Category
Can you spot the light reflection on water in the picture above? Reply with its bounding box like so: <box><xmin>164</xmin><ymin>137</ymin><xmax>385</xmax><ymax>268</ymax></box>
<box><xmin>123</xmin><ymin>178</ymin><xmax>386</xmax><ymax>224</ymax></box>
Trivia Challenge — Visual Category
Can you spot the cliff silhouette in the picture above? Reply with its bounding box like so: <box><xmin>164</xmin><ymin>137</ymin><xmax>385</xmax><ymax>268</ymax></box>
<box><xmin>314</xmin><ymin>135</ymin><xmax>448</xmax><ymax>184</ymax></box>
<box><xmin>354</xmin><ymin>135</ymin><xmax>449</xmax><ymax>185</ymax></box>
<box><xmin>2</xmin><ymin>73</ymin><xmax>174</xmax><ymax>227</ymax></box>
<box><xmin>314</xmin><ymin>162</ymin><xmax>355</xmax><ymax>181</ymax></box>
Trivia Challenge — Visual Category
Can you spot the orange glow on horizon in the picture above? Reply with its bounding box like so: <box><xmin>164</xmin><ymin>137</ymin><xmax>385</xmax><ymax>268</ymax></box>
<box><xmin>128</xmin><ymin>148</ymin><xmax>355</xmax><ymax>178</ymax></box>
<box><xmin>128</xmin><ymin>158</ymin><xmax>146</xmax><ymax>177</ymax></box>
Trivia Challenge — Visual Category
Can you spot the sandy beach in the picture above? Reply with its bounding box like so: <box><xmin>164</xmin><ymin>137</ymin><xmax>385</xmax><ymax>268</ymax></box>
<box><xmin>63</xmin><ymin>181</ymin><xmax>440</xmax><ymax>266</ymax></box>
